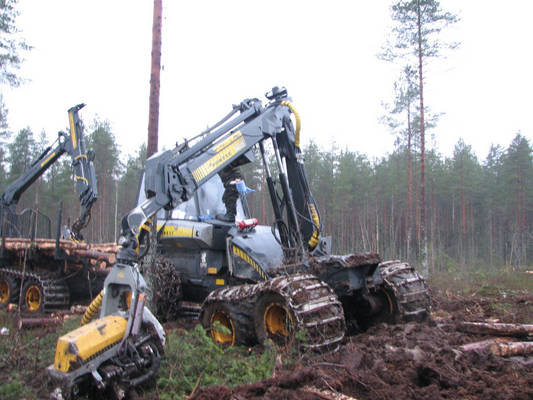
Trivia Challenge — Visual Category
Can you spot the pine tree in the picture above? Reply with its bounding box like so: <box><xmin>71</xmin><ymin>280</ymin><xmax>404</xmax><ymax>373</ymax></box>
<box><xmin>117</xmin><ymin>143</ymin><xmax>147</xmax><ymax>236</ymax></box>
<box><xmin>381</xmin><ymin>0</ymin><xmax>459</xmax><ymax>276</ymax></box>
<box><xmin>501</xmin><ymin>134</ymin><xmax>532</xmax><ymax>269</ymax></box>
<box><xmin>0</xmin><ymin>95</ymin><xmax>9</xmax><ymax>187</ymax></box>
<box><xmin>381</xmin><ymin>66</ymin><xmax>419</xmax><ymax>261</ymax></box>
<box><xmin>451</xmin><ymin>139</ymin><xmax>481</xmax><ymax>266</ymax></box>
<box><xmin>0</xmin><ymin>0</ymin><xmax>31</xmax><ymax>87</ymax></box>
<box><xmin>87</xmin><ymin>118</ymin><xmax>120</xmax><ymax>242</ymax></box>
<box><xmin>482</xmin><ymin>145</ymin><xmax>505</xmax><ymax>265</ymax></box>
<box><xmin>6</xmin><ymin>127</ymin><xmax>37</xmax><ymax>210</ymax></box>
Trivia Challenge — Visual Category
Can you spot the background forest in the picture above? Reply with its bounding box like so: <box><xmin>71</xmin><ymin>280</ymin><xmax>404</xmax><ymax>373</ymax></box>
<box><xmin>0</xmin><ymin>0</ymin><xmax>531</xmax><ymax>275</ymax></box>
<box><xmin>0</xmin><ymin>118</ymin><xmax>531</xmax><ymax>273</ymax></box>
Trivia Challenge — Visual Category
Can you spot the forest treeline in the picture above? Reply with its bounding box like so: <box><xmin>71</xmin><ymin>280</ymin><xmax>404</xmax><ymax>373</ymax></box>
<box><xmin>0</xmin><ymin>120</ymin><xmax>531</xmax><ymax>272</ymax></box>
<box><xmin>5</xmin><ymin>0</ymin><xmax>529</xmax><ymax>274</ymax></box>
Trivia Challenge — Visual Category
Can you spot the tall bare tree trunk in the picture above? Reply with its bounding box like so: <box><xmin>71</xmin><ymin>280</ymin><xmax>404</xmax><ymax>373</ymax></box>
<box><xmin>460</xmin><ymin>162</ymin><xmax>466</xmax><ymax>265</ymax></box>
<box><xmin>147</xmin><ymin>0</ymin><xmax>162</xmax><ymax>158</ymax></box>
<box><xmin>417</xmin><ymin>1</ymin><xmax>428</xmax><ymax>277</ymax></box>
<box><xmin>407</xmin><ymin>105</ymin><xmax>413</xmax><ymax>262</ymax></box>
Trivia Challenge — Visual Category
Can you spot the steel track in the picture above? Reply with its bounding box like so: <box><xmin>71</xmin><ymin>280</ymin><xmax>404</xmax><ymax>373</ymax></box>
<box><xmin>202</xmin><ymin>273</ymin><xmax>346</xmax><ymax>351</ymax></box>
<box><xmin>0</xmin><ymin>267</ymin><xmax>70</xmax><ymax>312</ymax></box>
<box><xmin>378</xmin><ymin>260</ymin><xmax>430</xmax><ymax>322</ymax></box>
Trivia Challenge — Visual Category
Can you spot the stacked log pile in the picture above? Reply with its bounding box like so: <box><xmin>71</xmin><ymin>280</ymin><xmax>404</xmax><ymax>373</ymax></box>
<box><xmin>1</xmin><ymin>238</ymin><xmax>119</xmax><ymax>267</ymax></box>
<box><xmin>458</xmin><ymin>321</ymin><xmax>533</xmax><ymax>358</ymax></box>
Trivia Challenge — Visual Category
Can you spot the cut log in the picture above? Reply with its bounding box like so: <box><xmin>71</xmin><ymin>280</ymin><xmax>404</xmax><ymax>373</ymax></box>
<box><xmin>490</xmin><ymin>341</ymin><xmax>533</xmax><ymax>357</ymax></box>
<box><xmin>459</xmin><ymin>338</ymin><xmax>514</xmax><ymax>353</ymax></box>
<box><xmin>2</xmin><ymin>238</ymin><xmax>121</xmax><ymax>252</ymax></box>
<box><xmin>459</xmin><ymin>339</ymin><xmax>533</xmax><ymax>357</ymax></box>
<box><xmin>89</xmin><ymin>243</ymin><xmax>119</xmax><ymax>253</ymax></box>
<box><xmin>74</xmin><ymin>250</ymin><xmax>115</xmax><ymax>265</ymax></box>
<box><xmin>457</xmin><ymin>322</ymin><xmax>533</xmax><ymax>338</ymax></box>
<box><xmin>70</xmin><ymin>305</ymin><xmax>88</xmax><ymax>314</ymax></box>
<box><xmin>17</xmin><ymin>317</ymin><xmax>63</xmax><ymax>330</ymax></box>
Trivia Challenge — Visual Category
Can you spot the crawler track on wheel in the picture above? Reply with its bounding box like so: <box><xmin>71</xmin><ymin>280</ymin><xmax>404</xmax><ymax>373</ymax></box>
<box><xmin>0</xmin><ymin>268</ymin><xmax>70</xmax><ymax>312</ymax></box>
<box><xmin>202</xmin><ymin>273</ymin><xmax>345</xmax><ymax>352</ymax></box>
<box><xmin>378</xmin><ymin>260</ymin><xmax>430</xmax><ymax>323</ymax></box>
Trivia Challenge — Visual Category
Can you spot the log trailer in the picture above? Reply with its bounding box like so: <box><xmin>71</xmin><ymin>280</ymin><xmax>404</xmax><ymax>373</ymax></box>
<box><xmin>48</xmin><ymin>88</ymin><xmax>429</xmax><ymax>398</ymax></box>
<box><xmin>0</xmin><ymin>104</ymin><xmax>108</xmax><ymax>313</ymax></box>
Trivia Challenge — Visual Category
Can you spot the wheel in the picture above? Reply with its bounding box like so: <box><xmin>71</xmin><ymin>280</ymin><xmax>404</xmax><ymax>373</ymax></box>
<box><xmin>341</xmin><ymin>287</ymin><xmax>398</xmax><ymax>333</ymax></box>
<box><xmin>201</xmin><ymin>302</ymin><xmax>238</xmax><ymax>346</ymax></box>
<box><xmin>378</xmin><ymin>260</ymin><xmax>430</xmax><ymax>323</ymax></box>
<box><xmin>254</xmin><ymin>292</ymin><xmax>296</xmax><ymax>349</ymax></box>
<box><xmin>21</xmin><ymin>280</ymin><xmax>45</xmax><ymax>313</ymax></box>
<box><xmin>0</xmin><ymin>275</ymin><xmax>18</xmax><ymax>309</ymax></box>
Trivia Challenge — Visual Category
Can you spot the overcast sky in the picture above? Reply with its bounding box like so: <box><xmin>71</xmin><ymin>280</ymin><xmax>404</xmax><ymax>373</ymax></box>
<box><xmin>2</xmin><ymin>0</ymin><xmax>532</xmax><ymax>162</ymax></box>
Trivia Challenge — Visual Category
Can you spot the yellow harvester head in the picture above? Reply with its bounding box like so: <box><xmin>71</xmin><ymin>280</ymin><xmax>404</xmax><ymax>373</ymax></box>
<box><xmin>54</xmin><ymin>315</ymin><xmax>127</xmax><ymax>373</ymax></box>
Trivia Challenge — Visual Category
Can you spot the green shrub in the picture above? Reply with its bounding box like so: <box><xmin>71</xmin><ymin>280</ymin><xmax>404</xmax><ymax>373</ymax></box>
<box><xmin>0</xmin><ymin>377</ymin><xmax>32</xmax><ymax>400</ymax></box>
<box><xmin>152</xmin><ymin>324</ymin><xmax>275</xmax><ymax>399</ymax></box>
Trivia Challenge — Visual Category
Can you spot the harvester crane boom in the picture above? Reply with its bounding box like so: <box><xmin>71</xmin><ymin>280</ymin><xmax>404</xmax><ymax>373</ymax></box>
<box><xmin>0</xmin><ymin>104</ymin><xmax>97</xmax><ymax>241</ymax></box>
<box><xmin>117</xmin><ymin>89</ymin><xmax>319</xmax><ymax>265</ymax></box>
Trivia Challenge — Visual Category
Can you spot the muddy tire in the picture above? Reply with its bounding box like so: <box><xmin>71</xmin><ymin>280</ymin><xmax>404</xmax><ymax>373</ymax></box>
<box><xmin>203</xmin><ymin>274</ymin><xmax>344</xmax><ymax>351</ymax></box>
<box><xmin>0</xmin><ymin>275</ymin><xmax>18</xmax><ymax>309</ymax></box>
<box><xmin>201</xmin><ymin>302</ymin><xmax>245</xmax><ymax>346</ymax></box>
<box><xmin>378</xmin><ymin>260</ymin><xmax>430</xmax><ymax>323</ymax></box>
<box><xmin>21</xmin><ymin>279</ymin><xmax>45</xmax><ymax>313</ymax></box>
<box><xmin>254</xmin><ymin>292</ymin><xmax>297</xmax><ymax>349</ymax></box>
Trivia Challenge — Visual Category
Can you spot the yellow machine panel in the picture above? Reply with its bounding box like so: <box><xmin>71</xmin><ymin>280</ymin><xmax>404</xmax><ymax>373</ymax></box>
<box><xmin>54</xmin><ymin>315</ymin><xmax>127</xmax><ymax>373</ymax></box>
<box><xmin>158</xmin><ymin>224</ymin><xmax>194</xmax><ymax>238</ymax></box>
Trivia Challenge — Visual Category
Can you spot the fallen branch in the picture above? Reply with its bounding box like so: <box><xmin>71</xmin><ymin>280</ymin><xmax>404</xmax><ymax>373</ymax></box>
<box><xmin>457</xmin><ymin>321</ymin><xmax>533</xmax><ymax>338</ymax></box>
<box><xmin>185</xmin><ymin>371</ymin><xmax>204</xmax><ymax>399</ymax></box>
<box><xmin>313</xmin><ymin>362</ymin><xmax>350</xmax><ymax>370</ymax></box>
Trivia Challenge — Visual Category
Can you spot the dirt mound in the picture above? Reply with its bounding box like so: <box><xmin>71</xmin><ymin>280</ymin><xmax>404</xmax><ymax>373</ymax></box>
<box><xmin>192</xmin><ymin>290</ymin><xmax>533</xmax><ymax>400</ymax></box>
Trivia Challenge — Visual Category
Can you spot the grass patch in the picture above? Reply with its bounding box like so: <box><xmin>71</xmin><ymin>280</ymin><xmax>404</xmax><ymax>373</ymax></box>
<box><xmin>151</xmin><ymin>324</ymin><xmax>276</xmax><ymax>399</ymax></box>
<box><xmin>0</xmin><ymin>313</ymin><xmax>277</xmax><ymax>400</ymax></box>
<box><xmin>428</xmin><ymin>267</ymin><xmax>533</xmax><ymax>323</ymax></box>
<box><xmin>0</xmin><ymin>311</ymin><xmax>82</xmax><ymax>399</ymax></box>
<box><xmin>0</xmin><ymin>375</ymin><xmax>32</xmax><ymax>400</ymax></box>
<box><xmin>428</xmin><ymin>267</ymin><xmax>533</xmax><ymax>296</ymax></box>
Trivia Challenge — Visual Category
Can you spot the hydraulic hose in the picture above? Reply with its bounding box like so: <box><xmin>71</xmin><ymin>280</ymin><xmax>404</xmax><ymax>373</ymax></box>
<box><xmin>308</xmin><ymin>202</ymin><xmax>321</xmax><ymax>249</ymax></box>
<box><xmin>129</xmin><ymin>353</ymin><xmax>161</xmax><ymax>387</ymax></box>
<box><xmin>81</xmin><ymin>290</ymin><xmax>103</xmax><ymax>325</ymax></box>
<box><xmin>280</xmin><ymin>101</ymin><xmax>320</xmax><ymax>249</ymax></box>
<box><xmin>281</xmin><ymin>101</ymin><xmax>301</xmax><ymax>148</ymax></box>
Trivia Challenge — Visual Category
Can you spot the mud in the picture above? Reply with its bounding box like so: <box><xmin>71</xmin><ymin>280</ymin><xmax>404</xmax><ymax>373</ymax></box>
<box><xmin>268</xmin><ymin>253</ymin><xmax>382</xmax><ymax>278</ymax></box>
<box><xmin>3</xmin><ymin>283</ymin><xmax>531</xmax><ymax>399</ymax></box>
<box><xmin>192</xmin><ymin>289</ymin><xmax>533</xmax><ymax>400</ymax></box>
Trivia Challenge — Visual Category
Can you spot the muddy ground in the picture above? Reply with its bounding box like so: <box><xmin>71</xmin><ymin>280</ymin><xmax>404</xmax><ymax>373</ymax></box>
<box><xmin>191</xmin><ymin>288</ymin><xmax>533</xmax><ymax>400</ymax></box>
<box><xmin>1</xmin><ymin>282</ymin><xmax>532</xmax><ymax>399</ymax></box>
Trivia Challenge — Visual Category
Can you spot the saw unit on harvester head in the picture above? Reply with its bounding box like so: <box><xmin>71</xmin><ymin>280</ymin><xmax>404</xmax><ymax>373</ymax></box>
<box><xmin>48</xmin><ymin>87</ymin><xmax>429</xmax><ymax>399</ymax></box>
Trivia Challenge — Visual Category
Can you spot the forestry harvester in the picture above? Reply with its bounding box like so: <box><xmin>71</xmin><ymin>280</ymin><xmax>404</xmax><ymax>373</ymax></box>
<box><xmin>48</xmin><ymin>88</ymin><xmax>429</xmax><ymax>398</ymax></box>
<box><xmin>0</xmin><ymin>105</ymin><xmax>108</xmax><ymax>313</ymax></box>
